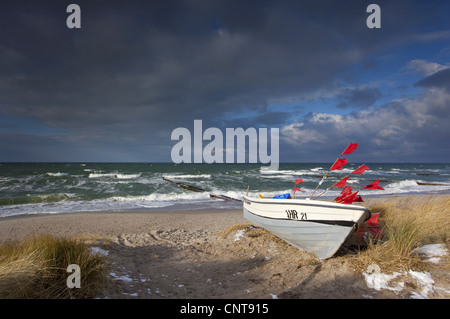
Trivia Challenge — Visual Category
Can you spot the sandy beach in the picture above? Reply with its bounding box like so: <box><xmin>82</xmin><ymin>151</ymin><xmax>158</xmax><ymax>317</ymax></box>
<box><xmin>0</xmin><ymin>202</ymin><xmax>449</xmax><ymax>299</ymax></box>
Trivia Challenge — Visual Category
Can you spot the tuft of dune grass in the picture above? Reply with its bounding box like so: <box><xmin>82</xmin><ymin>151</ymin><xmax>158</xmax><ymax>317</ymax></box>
<box><xmin>0</xmin><ymin>234</ymin><xmax>109</xmax><ymax>299</ymax></box>
<box><xmin>352</xmin><ymin>195</ymin><xmax>450</xmax><ymax>272</ymax></box>
<box><xmin>219</xmin><ymin>223</ymin><xmax>290</xmax><ymax>246</ymax></box>
<box><xmin>219</xmin><ymin>223</ymin><xmax>274</xmax><ymax>239</ymax></box>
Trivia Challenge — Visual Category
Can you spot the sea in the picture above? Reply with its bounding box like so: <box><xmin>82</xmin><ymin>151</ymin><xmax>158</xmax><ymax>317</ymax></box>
<box><xmin>0</xmin><ymin>162</ymin><xmax>449</xmax><ymax>218</ymax></box>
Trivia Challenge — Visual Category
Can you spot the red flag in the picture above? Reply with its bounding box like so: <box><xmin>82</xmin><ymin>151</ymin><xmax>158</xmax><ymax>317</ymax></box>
<box><xmin>294</xmin><ymin>179</ymin><xmax>304</xmax><ymax>195</ymax></box>
<box><xmin>330</xmin><ymin>158</ymin><xmax>347</xmax><ymax>170</ymax></box>
<box><xmin>333</xmin><ymin>176</ymin><xmax>348</xmax><ymax>188</ymax></box>
<box><xmin>341</xmin><ymin>186</ymin><xmax>352</xmax><ymax>195</ymax></box>
<box><xmin>335</xmin><ymin>186</ymin><xmax>352</xmax><ymax>202</ymax></box>
<box><xmin>341</xmin><ymin>143</ymin><xmax>358</xmax><ymax>155</ymax></box>
<box><xmin>363</xmin><ymin>179</ymin><xmax>384</xmax><ymax>190</ymax></box>
<box><xmin>351</xmin><ymin>164</ymin><xmax>369</xmax><ymax>175</ymax></box>
<box><xmin>341</xmin><ymin>191</ymin><xmax>360</xmax><ymax>204</ymax></box>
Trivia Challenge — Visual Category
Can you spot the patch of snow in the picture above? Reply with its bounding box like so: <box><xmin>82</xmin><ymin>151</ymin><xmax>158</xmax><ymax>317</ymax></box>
<box><xmin>363</xmin><ymin>265</ymin><xmax>436</xmax><ymax>298</ymax></box>
<box><xmin>234</xmin><ymin>229</ymin><xmax>245</xmax><ymax>241</ymax></box>
<box><xmin>109</xmin><ymin>272</ymin><xmax>134</xmax><ymax>283</ymax></box>
<box><xmin>89</xmin><ymin>246</ymin><xmax>109</xmax><ymax>256</ymax></box>
<box><xmin>363</xmin><ymin>270</ymin><xmax>404</xmax><ymax>293</ymax></box>
<box><xmin>408</xmin><ymin>270</ymin><xmax>434</xmax><ymax>299</ymax></box>
<box><xmin>413</xmin><ymin>244</ymin><xmax>448</xmax><ymax>264</ymax></box>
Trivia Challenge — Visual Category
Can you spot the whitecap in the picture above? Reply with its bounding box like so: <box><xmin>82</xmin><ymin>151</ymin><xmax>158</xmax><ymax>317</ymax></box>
<box><xmin>88</xmin><ymin>173</ymin><xmax>116</xmax><ymax>178</ymax></box>
<box><xmin>46</xmin><ymin>172</ymin><xmax>68</xmax><ymax>177</ymax></box>
<box><xmin>115</xmin><ymin>173</ymin><xmax>142</xmax><ymax>179</ymax></box>
<box><xmin>164</xmin><ymin>174</ymin><xmax>211</xmax><ymax>179</ymax></box>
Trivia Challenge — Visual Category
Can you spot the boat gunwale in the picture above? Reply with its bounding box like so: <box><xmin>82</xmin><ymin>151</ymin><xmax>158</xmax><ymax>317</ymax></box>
<box><xmin>243</xmin><ymin>195</ymin><xmax>370</xmax><ymax>212</ymax></box>
<box><xmin>243</xmin><ymin>207</ymin><xmax>357</xmax><ymax>227</ymax></box>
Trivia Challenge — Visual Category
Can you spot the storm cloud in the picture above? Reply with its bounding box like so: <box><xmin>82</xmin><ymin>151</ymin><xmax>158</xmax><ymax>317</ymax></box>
<box><xmin>280</xmin><ymin>86</ymin><xmax>450</xmax><ymax>162</ymax></box>
<box><xmin>1</xmin><ymin>0</ymin><xmax>449</xmax><ymax>162</ymax></box>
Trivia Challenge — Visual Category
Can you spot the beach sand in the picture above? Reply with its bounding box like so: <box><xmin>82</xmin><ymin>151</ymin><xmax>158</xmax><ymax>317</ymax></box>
<box><xmin>0</xmin><ymin>204</ymin><xmax>449</xmax><ymax>299</ymax></box>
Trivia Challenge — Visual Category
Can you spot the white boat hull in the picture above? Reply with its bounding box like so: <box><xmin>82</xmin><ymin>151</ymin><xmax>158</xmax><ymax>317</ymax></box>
<box><xmin>243</xmin><ymin>196</ymin><xmax>371</xmax><ymax>259</ymax></box>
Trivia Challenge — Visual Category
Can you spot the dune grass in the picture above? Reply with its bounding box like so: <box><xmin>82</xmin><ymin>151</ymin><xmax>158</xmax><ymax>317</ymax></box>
<box><xmin>0</xmin><ymin>234</ymin><xmax>109</xmax><ymax>299</ymax></box>
<box><xmin>219</xmin><ymin>223</ymin><xmax>269</xmax><ymax>238</ymax></box>
<box><xmin>351</xmin><ymin>194</ymin><xmax>450</xmax><ymax>272</ymax></box>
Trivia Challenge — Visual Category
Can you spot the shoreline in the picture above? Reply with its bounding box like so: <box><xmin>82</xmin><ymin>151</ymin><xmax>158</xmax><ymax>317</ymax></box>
<box><xmin>1</xmin><ymin>190</ymin><xmax>449</xmax><ymax>220</ymax></box>
<box><xmin>1</xmin><ymin>194</ymin><xmax>449</xmax><ymax>299</ymax></box>
<box><xmin>1</xmin><ymin>193</ymin><xmax>448</xmax><ymax>242</ymax></box>
<box><xmin>0</xmin><ymin>208</ymin><xmax>245</xmax><ymax>243</ymax></box>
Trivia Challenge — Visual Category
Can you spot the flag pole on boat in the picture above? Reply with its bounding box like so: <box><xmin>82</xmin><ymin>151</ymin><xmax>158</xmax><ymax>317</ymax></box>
<box><xmin>313</xmin><ymin>164</ymin><xmax>369</xmax><ymax>199</ymax></box>
<box><xmin>309</xmin><ymin>142</ymin><xmax>358</xmax><ymax>199</ymax></box>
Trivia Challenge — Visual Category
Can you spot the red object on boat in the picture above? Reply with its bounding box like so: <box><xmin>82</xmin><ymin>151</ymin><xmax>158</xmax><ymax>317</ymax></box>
<box><xmin>352</xmin><ymin>213</ymin><xmax>382</xmax><ymax>244</ymax></box>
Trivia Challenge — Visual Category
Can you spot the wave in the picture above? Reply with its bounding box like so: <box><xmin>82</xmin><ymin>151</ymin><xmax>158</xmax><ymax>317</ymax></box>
<box><xmin>88</xmin><ymin>173</ymin><xmax>142</xmax><ymax>179</ymax></box>
<box><xmin>163</xmin><ymin>174</ymin><xmax>211</xmax><ymax>179</ymax></box>
<box><xmin>111</xmin><ymin>191</ymin><xmax>213</xmax><ymax>203</ymax></box>
<box><xmin>115</xmin><ymin>174</ymin><xmax>142</xmax><ymax>179</ymax></box>
<box><xmin>260</xmin><ymin>175</ymin><xmax>293</xmax><ymax>179</ymax></box>
<box><xmin>46</xmin><ymin>172</ymin><xmax>69</xmax><ymax>177</ymax></box>
<box><xmin>0</xmin><ymin>191</ymin><xmax>218</xmax><ymax>217</ymax></box>
<box><xmin>0</xmin><ymin>193</ymin><xmax>78</xmax><ymax>206</ymax></box>
<box><xmin>88</xmin><ymin>173</ymin><xmax>117</xmax><ymax>178</ymax></box>
<box><xmin>1</xmin><ymin>162</ymin><xmax>449</xmax><ymax>218</ymax></box>
<box><xmin>388</xmin><ymin>180</ymin><xmax>420</xmax><ymax>188</ymax></box>
<box><xmin>260</xmin><ymin>169</ymin><xmax>295</xmax><ymax>175</ymax></box>
<box><xmin>260</xmin><ymin>169</ymin><xmax>323</xmax><ymax>176</ymax></box>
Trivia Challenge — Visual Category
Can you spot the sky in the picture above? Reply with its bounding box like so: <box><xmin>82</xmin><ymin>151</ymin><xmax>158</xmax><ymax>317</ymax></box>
<box><xmin>1</xmin><ymin>0</ymin><xmax>449</xmax><ymax>163</ymax></box>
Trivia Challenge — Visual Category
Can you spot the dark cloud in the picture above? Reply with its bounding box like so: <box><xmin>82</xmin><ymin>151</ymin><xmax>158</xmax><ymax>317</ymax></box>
<box><xmin>415</xmin><ymin>68</ymin><xmax>450</xmax><ymax>91</ymax></box>
<box><xmin>280</xmin><ymin>87</ymin><xmax>450</xmax><ymax>162</ymax></box>
<box><xmin>336</xmin><ymin>87</ymin><xmax>382</xmax><ymax>109</ymax></box>
<box><xmin>0</xmin><ymin>1</ymin><xmax>386</xmax><ymax>115</ymax></box>
<box><xmin>0</xmin><ymin>1</ymin><xmax>449</xmax><ymax>161</ymax></box>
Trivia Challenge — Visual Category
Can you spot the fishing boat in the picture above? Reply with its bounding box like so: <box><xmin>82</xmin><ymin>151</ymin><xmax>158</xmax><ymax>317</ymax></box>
<box><xmin>243</xmin><ymin>142</ymin><xmax>383</xmax><ymax>259</ymax></box>
<box><xmin>243</xmin><ymin>195</ymin><xmax>371</xmax><ymax>259</ymax></box>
